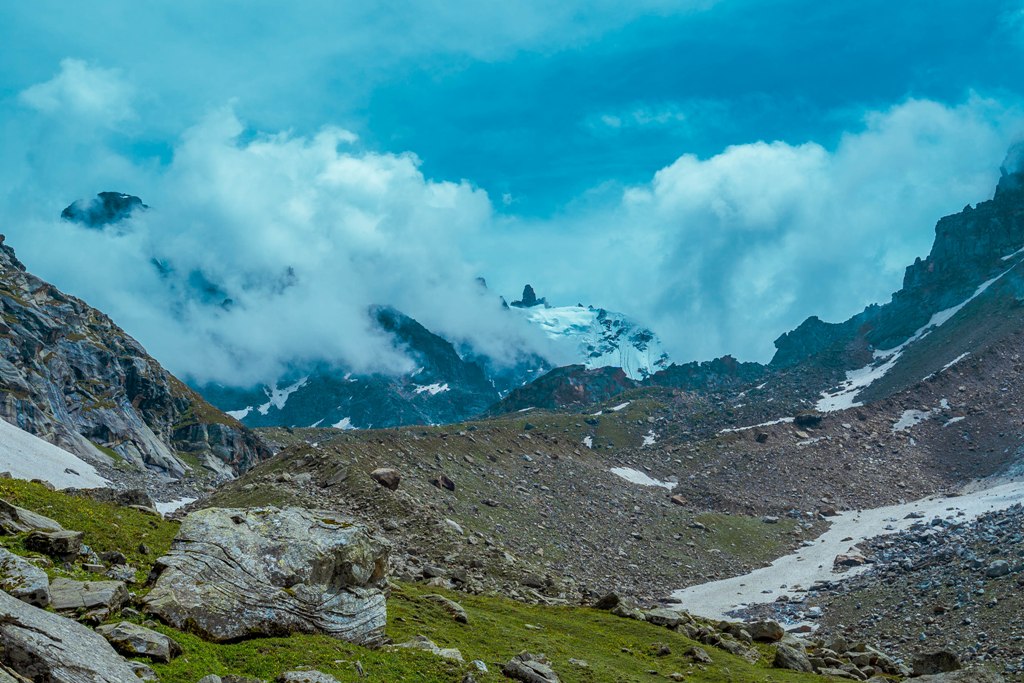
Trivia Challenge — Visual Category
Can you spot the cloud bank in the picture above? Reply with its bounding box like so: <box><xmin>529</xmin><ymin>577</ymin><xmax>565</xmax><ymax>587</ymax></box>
<box><xmin>2</xmin><ymin>60</ymin><xmax>1023</xmax><ymax>386</ymax></box>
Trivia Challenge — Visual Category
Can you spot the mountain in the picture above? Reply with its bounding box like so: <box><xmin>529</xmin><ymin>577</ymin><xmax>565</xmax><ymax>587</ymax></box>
<box><xmin>0</xmin><ymin>234</ymin><xmax>269</xmax><ymax>482</ymax></box>
<box><xmin>198</xmin><ymin>305</ymin><xmax>502</xmax><ymax>429</ymax></box>
<box><xmin>510</xmin><ymin>284</ymin><xmax>672</xmax><ymax>380</ymax></box>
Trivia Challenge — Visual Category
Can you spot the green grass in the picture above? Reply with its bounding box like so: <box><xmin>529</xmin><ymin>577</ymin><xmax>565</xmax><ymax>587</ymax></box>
<box><xmin>148</xmin><ymin>582</ymin><xmax>828</xmax><ymax>683</ymax></box>
<box><xmin>0</xmin><ymin>479</ymin><xmax>178</xmax><ymax>580</ymax></box>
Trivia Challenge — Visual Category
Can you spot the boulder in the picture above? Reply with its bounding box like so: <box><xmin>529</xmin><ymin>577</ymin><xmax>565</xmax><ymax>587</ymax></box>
<box><xmin>143</xmin><ymin>506</ymin><xmax>389</xmax><ymax>645</ymax></box>
<box><xmin>277</xmin><ymin>672</ymin><xmax>341</xmax><ymax>683</ymax></box>
<box><xmin>127</xmin><ymin>661</ymin><xmax>158</xmax><ymax>681</ymax></box>
<box><xmin>0</xmin><ymin>589</ymin><xmax>140</xmax><ymax>682</ymax></box>
<box><xmin>24</xmin><ymin>530</ymin><xmax>83</xmax><ymax>559</ymax></box>
<box><xmin>369</xmin><ymin>468</ymin><xmax>401</xmax><ymax>490</ymax></box>
<box><xmin>503</xmin><ymin>652</ymin><xmax>560</xmax><ymax>683</ymax></box>
<box><xmin>389</xmin><ymin>635</ymin><xmax>464</xmax><ymax>662</ymax></box>
<box><xmin>48</xmin><ymin>578</ymin><xmax>128</xmax><ymax>614</ymax></box>
<box><xmin>985</xmin><ymin>560</ymin><xmax>1010</xmax><ymax>578</ymax></box>
<box><xmin>746</xmin><ymin>620</ymin><xmax>785</xmax><ymax>642</ymax></box>
<box><xmin>95</xmin><ymin>621</ymin><xmax>182</xmax><ymax>663</ymax></box>
<box><xmin>423</xmin><ymin>594</ymin><xmax>468</xmax><ymax>623</ymax></box>
<box><xmin>912</xmin><ymin>651</ymin><xmax>961</xmax><ymax>676</ymax></box>
<box><xmin>645</xmin><ymin>607</ymin><xmax>685</xmax><ymax>628</ymax></box>
<box><xmin>0</xmin><ymin>501</ymin><xmax>63</xmax><ymax>535</ymax></box>
<box><xmin>0</xmin><ymin>548</ymin><xmax>49</xmax><ymax>607</ymax></box>
<box><xmin>773</xmin><ymin>643</ymin><xmax>813</xmax><ymax>672</ymax></box>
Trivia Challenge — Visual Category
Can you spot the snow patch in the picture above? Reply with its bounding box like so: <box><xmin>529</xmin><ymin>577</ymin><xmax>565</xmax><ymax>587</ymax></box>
<box><xmin>673</xmin><ymin>479</ymin><xmax>1024</xmax><ymax>621</ymax></box>
<box><xmin>892</xmin><ymin>409</ymin><xmax>934</xmax><ymax>433</ymax></box>
<box><xmin>609</xmin><ymin>402</ymin><xmax>630</xmax><ymax>412</ymax></box>
<box><xmin>0</xmin><ymin>419</ymin><xmax>108</xmax><ymax>489</ymax></box>
<box><xmin>719</xmin><ymin>417</ymin><xmax>794</xmax><ymax>434</ymax></box>
<box><xmin>817</xmin><ymin>272</ymin><xmax>1008</xmax><ymax>412</ymax></box>
<box><xmin>943</xmin><ymin>416</ymin><xmax>966</xmax><ymax>427</ymax></box>
<box><xmin>583</xmin><ymin>436</ymin><xmax>593</xmax><ymax>449</ymax></box>
<box><xmin>642</xmin><ymin>430</ymin><xmax>657</xmax><ymax>447</ymax></box>
<box><xmin>309</xmin><ymin>419</ymin><xmax>324</xmax><ymax>428</ymax></box>
<box><xmin>333</xmin><ymin>417</ymin><xmax>355</xmax><ymax>430</ymax></box>
<box><xmin>257</xmin><ymin>377</ymin><xmax>308</xmax><ymax>416</ymax></box>
<box><xmin>414</xmin><ymin>383</ymin><xmax>450</xmax><ymax>395</ymax></box>
<box><xmin>609</xmin><ymin>467</ymin><xmax>675</xmax><ymax>490</ymax></box>
<box><xmin>226</xmin><ymin>407</ymin><xmax>252</xmax><ymax>420</ymax></box>
<box><xmin>155</xmin><ymin>497</ymin><xmax>196</xmax><ymax>515</ymax></box>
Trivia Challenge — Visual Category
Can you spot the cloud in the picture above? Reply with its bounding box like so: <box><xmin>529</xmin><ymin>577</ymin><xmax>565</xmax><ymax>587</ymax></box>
<box><xmin>488</xmin><ymin>95</ymin><xmax>1024</xmax><ymax>363</ymax></box>
<box><xmin>18</xmin><ymin>58</ymin><xmax>134</xmax><ymax>124</ymax></box>
<box><xmin>8</xmin><ymin>106</ymin><xmax>561</xmax><ymax>384</ymax></box>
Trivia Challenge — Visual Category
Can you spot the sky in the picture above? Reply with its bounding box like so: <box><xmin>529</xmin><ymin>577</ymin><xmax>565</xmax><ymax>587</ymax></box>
<box><xmin>1</xmin><ymin>1</ymin><xmax>1023</xmax><ymax>383</ymax></box>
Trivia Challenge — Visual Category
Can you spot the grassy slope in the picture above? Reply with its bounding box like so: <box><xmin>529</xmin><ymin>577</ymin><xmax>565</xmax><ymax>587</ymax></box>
<box><xmin>0</xmin><ymin>480</ymin><xmax>834</xmax><ymax>683</ymax></box>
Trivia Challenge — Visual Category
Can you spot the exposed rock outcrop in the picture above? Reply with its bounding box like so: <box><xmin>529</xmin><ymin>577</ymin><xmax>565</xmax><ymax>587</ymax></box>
<box><xmin>0</xmin><ymin>234</ymin><xmax>269</xmax><ymax>478</ymax></box>
<box><xmin>0</xmin><ymin>588</ymin><xmax>140</xmax><ymax>682</ymax></box>
<box><xmin>143</xmin><ymin>506</ymin><xmax>389</xmax><ymax>645</ymax></box>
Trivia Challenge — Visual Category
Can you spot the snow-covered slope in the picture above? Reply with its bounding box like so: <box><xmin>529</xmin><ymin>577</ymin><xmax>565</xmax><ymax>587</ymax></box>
<box><xmin>517</xmin><ymin>303</ymin><xmax>671</xmax><ymax>380</ymax></box>
<box><xmin>0</xmin><ymin>419</ymin><xmax>107</xmax><ymax>489</ymax></box>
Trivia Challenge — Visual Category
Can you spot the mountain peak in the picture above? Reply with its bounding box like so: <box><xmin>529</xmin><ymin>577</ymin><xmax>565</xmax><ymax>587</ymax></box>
<box><xmin>510</xmin><ymin>284</ymin><xmax>547</xmax><ymax>308</ymax></box>
<box><xmin>61</xmin><ymin>191</ymin><xmax>148</xmax><ymax>228</ymax></box>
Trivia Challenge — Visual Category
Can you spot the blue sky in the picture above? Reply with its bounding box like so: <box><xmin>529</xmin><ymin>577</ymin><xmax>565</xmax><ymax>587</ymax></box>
<box><xmin>1</xmin><ymin>1</ymin><xmax>1023</xmax><ymax>380</ymax></box>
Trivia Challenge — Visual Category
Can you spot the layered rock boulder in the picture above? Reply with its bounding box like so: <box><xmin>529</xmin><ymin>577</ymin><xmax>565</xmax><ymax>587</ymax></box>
<box><xmin>143</xmin><ymin>506</ymin><xmax>389</xmax><ymax>645</ymax></box>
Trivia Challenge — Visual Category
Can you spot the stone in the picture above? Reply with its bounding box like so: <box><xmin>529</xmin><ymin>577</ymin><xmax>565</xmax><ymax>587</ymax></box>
<box><xmin>684</xmin><ymin>646</ymin><xmax>712</xmax><ymax>663</ymax></box>
<box><xmin>817</xmin><ymin>667</ymin><xmax>858</xmax><ymax>680</ymax></box>
<box><xmin>424</xmin><ymin>593</ymin><xmax>468</xmax><ymax>623</ymax></box>
<box><xmin>143</xmin><ymin>506</ymin><xmax>389</xmax><ymax>645</ymax></box>
<box><xmin>912</xmin><ymin>651</ymin><xmax>961</xmax><ymax>676</ymax></box>
<box><xmin>746</xmin><ymin>620</ymin><xmax>785</xmax><ymax>642</ymax></box>
<box><xmin>128</xmin><ymin>661</ymin><xmax>159</xmax><ymax>681</ymax></box>
<box><xmin>24</xmin><ymin>530</ymin><xmax>83</xmax><ymax>559</ymax></box>
<box><xmin>773</xmin><ymin>643</ymin><xmax>813</xmax><ymax>672</ymax></box>
<box><xmin>0</xmin><ymin>500</ymin><xmax>63</xmax><ymax>535</ymax></box>
<box><xmin>835</xmin><ymin>554</ymin><xmax>868</xmax><ymax>568</ymax></box>
<box><xmin>369</xmin><ymin>468</ymin><xmax>401</xmax><ymax>490</ymax></box>
<box><xmin>645</xmin><ymin>607</ymin><xmax>684</xmax><ymax>628</ymax></box>
<box><xmin>670</xmin><ymin>494</ymin><xmax>687</xmax><ymax>506</ymax></box>
<box><xmin>594</xmin><ymin>592</ymin><xmax>621</xmax><ymax>610</ymax></box>
<box><xmin>0</xmin><ymin>588</ymin><xmax>140</xmax><ymax>681</ymax></box>
<box><xmin>389</xmin><ymin>635</ymin><xmax>464</xmax><ymax>662</ymax></box>
<box><xmin>985</xmin><ymin>560</ymin><xmax>1010</xmax><ymax>578</ymax></box>
<box><xmin>48</xmin><ymin>578</ymin><xmax>128</xmax><ymax>613</ymax></box>
<box><xmin>430</xmin><ymin>473</ymin><xmax>455</xmax><ymax>491</ymax></box>
<box><xmin>503</xmin><ymin>652</ymin><xmax>560</xmax><ymax>683</ymax></box>
<box><xmin>95</xmin><ymin>621</ymin><xmax>182</xmax><ymax>663</ymax></box>
<box><xmin>277</xmin><ymin>672</ymin><xmax>341</xmax><ymax>683</ymax></box>
<box><xmin>0</xmin><ymin>548</ymin><xmax>49</xmax><ymax>607</ymax></box>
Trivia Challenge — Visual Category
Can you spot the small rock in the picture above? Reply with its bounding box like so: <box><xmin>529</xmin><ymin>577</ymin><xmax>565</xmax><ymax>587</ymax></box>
<box><xmin>423</xmin><ymin>594</ymin><xmax>468</xmax><ymax>623</ymax></box>
<box><xmin>95</xmin><ymin>621</ymin><xmax>182</xmax><ymax>663</ymax></box>
<box><xmin>389</xmin><ymin>635</ymin><xmax>464</xmax><ymax>662</ymax></box>
<box><xmin>48</xmin><ymin>578</ymin><xmax>127</xmax><ymax>614</ymax></box>
<box><xmin>277</xmin><ymin>672</ymin><xmax>341</xmax><ymax>683</ymax></box>
<box><xmin>24</xmin><ymin>529</ymin><xmax>83</xmax><ymax>559</ymax></box>
<box><xmin>503</xmin><ymin>652</ymin><xmax>560</xmax><ymax>683</ymax></box>
<box><xmin>685</xmin><ymin>646</ymin><xmax>712</xmax><ymax>663</ymax></box>
<box><xmin>985</xmin><ymin>560</ymin><xmax>1010</xmax><ymax>578</ymax></box>
<box><xmin>369</xmin><ymin>468</ymin><xmax>401</xmax><ymax>491</ymax></box>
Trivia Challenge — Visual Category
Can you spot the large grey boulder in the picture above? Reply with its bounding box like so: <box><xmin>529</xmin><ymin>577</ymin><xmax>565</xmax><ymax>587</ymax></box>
<box><xmin>0</xmin><ymin>589</ymin><xmax>140</xmax><ymax>682</ymax></box>
<box><xmin>773</xmin><ymin>643</ymin><xmax>813</xmax><ymax>672</ymax></box>
<box><xmin>143</xmin><ymin>506</ymin><xmax>389</xmax><ymax>645</ymax></box>
<box><xmin>0</xmin><ymin>548</ymin><xmax>49</xmax><ymax>607</ymax></box>
<box><xmin>95</xmin><ymin>621</ymin><xmax>182</xmax><ymax>662</ymax></box>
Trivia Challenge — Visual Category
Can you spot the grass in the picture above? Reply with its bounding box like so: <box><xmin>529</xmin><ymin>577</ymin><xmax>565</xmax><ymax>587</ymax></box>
<box><xmin>0</xmin><ymin>479</ymin><xmax>178</xmax><ymax>581</ymax></box>
<box><xmin>148</xmin><ymin>582</ymin><xmax>829</xmax><ymax>683</ymax></box>
<box><xmin>0</xmin><ymin>480</ymin><xmax>833</xmax><ymax>682</ymax></box>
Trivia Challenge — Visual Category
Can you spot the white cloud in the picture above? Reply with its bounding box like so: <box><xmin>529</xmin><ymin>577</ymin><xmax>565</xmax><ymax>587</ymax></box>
<box><xmin>488</xmin><ymin>95</ymin><xmax>1024</xmax><ymax>363</ymax></box>
<box><xmin>8</xmin><ymin>106</ymin><xmax>560</xmax><ymax>385</ymax></box>
<box><xmin>18</xmin><ymin>58</ymin><xmax>134</xmax><ymax>124</ymax></box>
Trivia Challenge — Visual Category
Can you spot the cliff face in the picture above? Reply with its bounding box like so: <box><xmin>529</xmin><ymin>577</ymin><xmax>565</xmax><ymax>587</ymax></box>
<box><xmin>772</xmin><ymin>170</ymin><xmax>1024</xmax><ymax>368</ymax></box>
<box><xmin>0</xmin><ymin>235</ymin><xmax>269</xmax><ymax>479</ymax></box>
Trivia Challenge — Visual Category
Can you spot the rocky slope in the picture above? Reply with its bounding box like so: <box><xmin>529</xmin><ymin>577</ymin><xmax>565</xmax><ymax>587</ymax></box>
<box><xmin>0</xmin><ymin>234</ymin><xmax>269</xmax><ymax>482</ymax></box>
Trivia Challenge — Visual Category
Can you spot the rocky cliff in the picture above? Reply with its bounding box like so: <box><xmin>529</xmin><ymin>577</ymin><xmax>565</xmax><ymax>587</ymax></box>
<box><xmin>772</xmin><ymin>165</ymin><xmax>1024</xmax><ymax>370</ymax></box>
<box><xmin>0</xmin><ymin>235</ymin><xmax>269</xmax><ymax>479</ymax></box>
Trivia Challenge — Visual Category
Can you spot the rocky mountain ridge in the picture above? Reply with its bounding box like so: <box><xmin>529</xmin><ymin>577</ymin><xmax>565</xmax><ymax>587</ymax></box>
<box><xmin>0</xmin><ymin>234</ymin><xmax>269</xmax><ymax>484</ymax></box>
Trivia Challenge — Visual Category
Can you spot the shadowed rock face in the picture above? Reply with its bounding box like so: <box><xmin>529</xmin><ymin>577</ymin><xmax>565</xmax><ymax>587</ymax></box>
<box><xmin>60</xmin><ymin>192</ymin><xmax>148</xmax><ymax>228</ymax></box>
<box><xmin>143</xmin><ymin>507</ymin><xmax>390</xmax><ymax>645</ymax></box>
